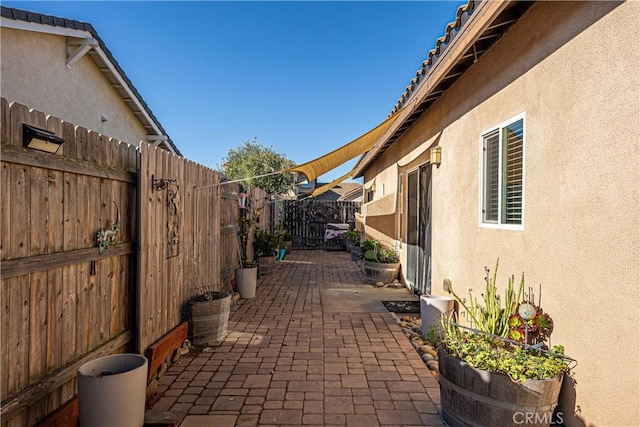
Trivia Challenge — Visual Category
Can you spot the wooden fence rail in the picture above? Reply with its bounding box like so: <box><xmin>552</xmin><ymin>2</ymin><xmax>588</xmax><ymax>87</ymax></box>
<box><xmin>0</xmin><ymin>98</ymin><xmax>269</xmax><ymax>426</ymax></box>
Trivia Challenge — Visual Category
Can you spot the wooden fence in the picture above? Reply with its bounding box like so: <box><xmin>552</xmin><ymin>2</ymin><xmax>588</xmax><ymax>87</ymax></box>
<box><xmin>0</xmin><ymin>98</ymin><xmax>269</xmax><ymax>426</ymax></box>
<box><xmin>282</xmin><ymin>200</ymin><xmax>361</xmax><ymax>248</ymax></box>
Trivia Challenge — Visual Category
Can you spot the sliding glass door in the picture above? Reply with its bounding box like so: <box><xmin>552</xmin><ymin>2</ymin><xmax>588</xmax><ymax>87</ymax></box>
<box><xmin>405</xmin><ymin>165</ymin><xmax>432</xmax><ymax>294</ymax></box>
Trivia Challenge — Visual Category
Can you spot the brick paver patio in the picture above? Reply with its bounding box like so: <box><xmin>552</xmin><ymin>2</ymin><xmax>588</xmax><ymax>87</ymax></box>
<box><xmin>149</xmin><ymin>250</ymin><xmax>445</xmax><ymax>426</ymax></box>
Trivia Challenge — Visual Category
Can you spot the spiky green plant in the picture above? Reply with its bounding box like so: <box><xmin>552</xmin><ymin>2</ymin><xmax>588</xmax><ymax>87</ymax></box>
<box><xmin>449</xmin><ymin>259</ymin><xmax>523</xmax><ymax>337</ymax></box>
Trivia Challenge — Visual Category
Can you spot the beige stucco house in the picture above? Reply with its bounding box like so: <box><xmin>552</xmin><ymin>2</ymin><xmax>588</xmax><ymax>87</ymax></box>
<box><xmin>353</xmin><ymin>1</ymin><xmax>639</xmax><ymax>426</ymax></box>
<box><xmin>1</xmin><ymin>6</ymin><xmax>180</xmax><ymax>154</ymax></box>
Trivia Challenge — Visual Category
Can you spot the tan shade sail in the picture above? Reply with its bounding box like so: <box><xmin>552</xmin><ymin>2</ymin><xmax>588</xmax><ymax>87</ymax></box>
<box><xmin>311</xmin><ymin>171</ymin><xmax>353</xmax><ymax>198</ymax></box>
<box><xmin>284</xmin><ymin>107</ymin><xmax>405</xmax><ymax>182</ymax></box>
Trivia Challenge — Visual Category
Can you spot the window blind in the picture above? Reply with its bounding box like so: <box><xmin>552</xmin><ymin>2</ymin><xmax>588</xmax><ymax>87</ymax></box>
<box><xmin>483</xmin><ymin>130</ymin><xmax>500</xmax><ymax>223</ymax></box>
<box><xmin>503</xmin><ymin>119</ymin><xmax>523</xmax><ymax>224</ymax></box>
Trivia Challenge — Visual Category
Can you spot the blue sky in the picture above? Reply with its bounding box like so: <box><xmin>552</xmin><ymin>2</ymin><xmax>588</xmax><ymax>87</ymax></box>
<box><xmin>5</xmin><ymin>1</ymin><xmax>464</xmax><ymax>182</ymax></box>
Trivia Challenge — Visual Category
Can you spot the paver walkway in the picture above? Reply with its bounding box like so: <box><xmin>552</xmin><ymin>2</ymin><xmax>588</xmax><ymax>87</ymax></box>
<box><xmin>150</xmin><ymin>250</ymin><xmax>445</xmax><ymax>426</ymax></box>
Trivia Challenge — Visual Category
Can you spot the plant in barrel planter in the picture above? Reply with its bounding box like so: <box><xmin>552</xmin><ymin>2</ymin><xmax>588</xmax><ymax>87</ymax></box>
<box><xmin>360</xmin><ymin>238</ymin><xmax>400</xmax><ymax>284</ymax></box>
<box><xmin>344</xmin><ymin>229</ymin><xmax>361</xmax><ymax>261</ymax></box>
<box><xmin>253</xmin><ymin>226</ymin><xmax>283</xmax><ymax>277</ymax></box>
<box><xmin>184</xmin><ymin>286</ymin><xmax>232</xmax><ymax>346</ymax></box>
<box><xmin>438</xmin><ymin>260</ymin><xmax>574</xmax><ymax>427</ymax></box>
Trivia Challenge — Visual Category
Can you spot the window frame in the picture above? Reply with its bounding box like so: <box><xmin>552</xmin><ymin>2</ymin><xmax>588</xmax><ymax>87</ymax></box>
<box><xmin>478</xmin><ymin>112</ymin><xmax>526</xmax><ymax>230</ymax></box>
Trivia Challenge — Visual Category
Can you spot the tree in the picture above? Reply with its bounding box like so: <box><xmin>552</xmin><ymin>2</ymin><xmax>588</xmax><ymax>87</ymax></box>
<box><xmin>220</xmin><ymin>139</ymin><xmax>296</xmax><ymax>194</ymax></box>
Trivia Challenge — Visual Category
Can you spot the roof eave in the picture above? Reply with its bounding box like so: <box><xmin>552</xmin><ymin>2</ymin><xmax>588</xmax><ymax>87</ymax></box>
<box><xmin>351</xmin><ymin>0</ymin><xmax>523</xmax><ymax>178</ymax></box>
<box><xmin>0</xmin><ymin>8</ymin><xmax>181</xmax><ymax>155</ymax></box>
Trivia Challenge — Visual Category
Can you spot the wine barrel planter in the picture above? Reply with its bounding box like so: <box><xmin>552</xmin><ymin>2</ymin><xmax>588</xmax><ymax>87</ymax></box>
<box><xmin>362</xmin><ymin>260</ymin><xmax>400</xmax><ymax>284</ymax></box>
<box><xmin>188</xmin><ymin>292</ymin><xmax>231</xmax><ymax>345</ymax></box>
<box><xmin>438</xmin><ymin>348</ymin><xmax>564</xmax><ymax>427</ymax></box>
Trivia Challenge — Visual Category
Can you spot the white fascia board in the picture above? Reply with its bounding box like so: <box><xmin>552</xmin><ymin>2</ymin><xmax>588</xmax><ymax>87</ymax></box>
<box><xmin>1</xmin><ymin>17</ymin><xmax>92</xmax><ymax>39</ymax></box>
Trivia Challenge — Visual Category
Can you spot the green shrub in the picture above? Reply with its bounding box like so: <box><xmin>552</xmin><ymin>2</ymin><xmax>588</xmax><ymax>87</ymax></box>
<box><xmin>344</xmin><ymin>229</ymin><xmax>361</xmax><ymax>245</ymax></box>
<box><xmin>253</xmin><ymin>227</ymin><xmax>284</xmax><ymax>257</ymax></box>
<box><xmin>360</xmin><ymin>238</ymin><xmax>399</xmax><ymax>263</ymax></box>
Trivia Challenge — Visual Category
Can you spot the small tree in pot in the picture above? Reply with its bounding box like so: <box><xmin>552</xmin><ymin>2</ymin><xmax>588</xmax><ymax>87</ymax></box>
<box><xmin>253</xmin><ymin>226</ymin><xmax>284</xmax><ymax>277</ymax></box>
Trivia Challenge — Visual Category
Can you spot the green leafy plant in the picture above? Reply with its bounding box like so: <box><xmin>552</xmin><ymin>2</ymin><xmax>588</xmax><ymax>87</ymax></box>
<box><xmin>360</xmin><ymin>238</ymin><xmax>399</xmax><ymax>263</ymax></box>
<box><xmin>344</xmin><ymin>229</ymin><xmax>361</xmax><ymax>245</ymax></box>
<box><xmin>253</xmin><ymin>227</ymin><xmax>284</xmax><ymax>257</ymax></box>
<box><xmin>442</xmin><ymin>329</ymin><xmax>570</xmax><ymax>382</ymax></box>
<box><xmin>448</xmin><ymin>259</ymin><xmax>522</xmax><ymax>337</ymax></box>
<box><xmin>424</xmin><ymin>324</ymin><xmax>441</xmax><ymax>348</ymax></box>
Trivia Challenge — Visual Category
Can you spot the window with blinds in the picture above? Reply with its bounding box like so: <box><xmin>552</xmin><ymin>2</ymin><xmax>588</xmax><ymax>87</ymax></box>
<box><xmin>481</xmin><ymin>116</ymin><xmax>524</xmax><ymax>226</ymax></box>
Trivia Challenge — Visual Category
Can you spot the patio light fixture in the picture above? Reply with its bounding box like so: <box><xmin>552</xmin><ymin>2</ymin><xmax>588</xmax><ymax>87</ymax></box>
<box><xmin>23</xmin><ymin>124</ymin><xmax>65</xmax><ymax>154</ymax></box>
<box><xmin>429</xmin><ymin>146</ymin><xmax>442</xmax><ymax>168</ymax></box>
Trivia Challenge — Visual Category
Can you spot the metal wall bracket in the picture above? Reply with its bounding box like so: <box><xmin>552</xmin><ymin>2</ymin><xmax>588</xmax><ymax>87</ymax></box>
<box><xmin>152</xmin><ymin>174</ymin><xmax>177</xmax><ymax>192</ymax></box>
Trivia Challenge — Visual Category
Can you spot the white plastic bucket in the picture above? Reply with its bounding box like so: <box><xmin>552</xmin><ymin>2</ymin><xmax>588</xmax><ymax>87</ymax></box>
<box><xmin>236</xmin><ymin>266</ymin><xmax>257</xmax><ymax>298</ymax></box>
<box><xmin>420</xmin><ymin>295</ymin><xmax>455</xmax><ymax>334</ymax></box>
<box><xmin>77</xmin><ymin>353</ymin><xmax>148</xmax><ymax>427</ymax></box>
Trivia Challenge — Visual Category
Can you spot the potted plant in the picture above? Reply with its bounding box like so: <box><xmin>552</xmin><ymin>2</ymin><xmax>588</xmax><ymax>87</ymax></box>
<box><xmin>344</xmin><ymin>228</ymin><xmax>361</xmax><ymax>260</ymax></box>
<box><xmin>438</xmin><ymin>260</ymin><xmax>573</xmax><ymax>427</ymax></box>
<box><xmin>185</xmin><ymin>286</ymin><xmax>231</xmax><ymax>346</ymax></box>
<box><xmin>235</xmin><ymin>196</ymin><xmax>258</xmax><ymax>298</ymax></box>
<box><xmin>281</xmin><ymin>228</ymin><xmax>293</xmax><ymax>253</ymax></box>
<box><xmin>360</xmin><ymin>238</ymin><xmax>401</xmax><ymax>283</ymax></box>
<box><xmin>253</xmin><ymin>226</ymin><xmax>283</xmax><ymax>277</ymax></box>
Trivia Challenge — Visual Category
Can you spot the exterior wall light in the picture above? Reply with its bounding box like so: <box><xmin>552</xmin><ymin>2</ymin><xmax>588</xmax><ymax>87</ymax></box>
<box><xmin>370</xmin><ymin>180</ymin><xmax>376</xmax><ymax>192</ymax></box>
<box><xmin>429</xmin><ymin>146</ymin><xmax>441</xmax><ymax>167</ymax></box>
<box><xmin>23</xmin><ymin>124</ymin><xmax>64</xmax><ymax>154</ymax></box>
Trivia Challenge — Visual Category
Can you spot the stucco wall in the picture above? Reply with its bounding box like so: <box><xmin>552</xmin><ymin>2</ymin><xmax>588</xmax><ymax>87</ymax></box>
<box><xmin>1</xmin><ymin>28</ymin><xmax>148</xmax><ymax>145</ymax></box>
<box><xmin>364</xmin><ymin>2</ymin><xmax>639</xmax><ymax>426</ymax></box>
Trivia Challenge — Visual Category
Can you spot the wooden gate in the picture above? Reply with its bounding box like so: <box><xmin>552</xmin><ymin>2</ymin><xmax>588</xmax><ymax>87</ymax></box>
<box><xmin>282</xmin><ymin>200</ymin><xmax>361</xmax><ymax>248</ymax></box>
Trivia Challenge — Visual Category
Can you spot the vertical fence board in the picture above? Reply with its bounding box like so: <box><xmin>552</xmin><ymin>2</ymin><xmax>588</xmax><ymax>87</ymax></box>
<box><xmin>60</xmin><ymin>121</ymin><xmax>76</xmax><ymax>159</ymax></box>
<box><xmin>0</xmin><ymin>272</ymin><xmax>9</xmax><ymax>403</ymax></box>
<box><xmin>0</xmin><ymin>97</ymin><xmax>9</xmax><ymax>145</ymax></box>
<box><xmin>0</xmin><ymin>162</ymin><xmax>9</xmax><ymax>261</ymax></box>
<box><xmin>9</xmin><ymin>102</ymin><xmax>29</xmax><ymax>147</ymax></box>
<box><xmin>44</xmin><ymin>267</ymin><xmax>63</xmax><ymax>413</ymax></box>
<box><xmin>48</xmin><ymin>169</ymin><xmax>64</xmax><ymax>254</ymax></box>
<box><xmin>28</xmin><ymin>273</ymin><xmax>47</xmax><ymax>385</ymax></box>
